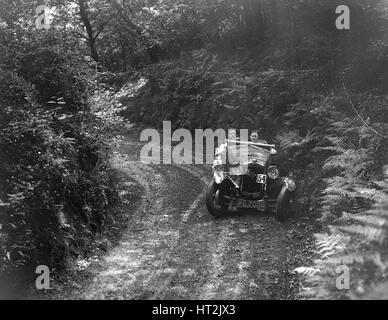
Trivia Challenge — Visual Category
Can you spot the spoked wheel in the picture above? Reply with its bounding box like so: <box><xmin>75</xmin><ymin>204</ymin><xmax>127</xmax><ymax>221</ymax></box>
<box><xmin>206</xmin><ymin>180</ymin><xmax>228</xmax><ymax>218</ymax></box>
<box><xmin>275</xmin><ymin>186</ymin><xmax>294</xmax><ymax>222</ymax></box>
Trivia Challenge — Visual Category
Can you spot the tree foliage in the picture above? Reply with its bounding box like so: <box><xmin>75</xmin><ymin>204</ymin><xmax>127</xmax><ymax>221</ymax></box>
<box><xmin>0</xmin><ymin>7</ymin><xmax>118</xmax><ymax>280</ymax></box>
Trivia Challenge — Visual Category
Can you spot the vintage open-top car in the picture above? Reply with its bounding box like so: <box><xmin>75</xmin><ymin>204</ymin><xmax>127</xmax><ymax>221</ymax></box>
<box><xmin>205</xmin><ymin>139</ymin><xmax>296</xmax><ymax>221</ymax></box>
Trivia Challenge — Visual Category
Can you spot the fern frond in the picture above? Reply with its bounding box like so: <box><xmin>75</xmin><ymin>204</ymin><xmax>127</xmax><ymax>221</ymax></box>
<box><xmin>293</xmin><ymin>267</ymin><xmax>320</xmax><ymax>276</ymax></box>
<box><xmin>350</xmin><ymin>214</ymin><xmax>387</xmax><ymax>228</ymax></box>
<box><xmin>324</xmin><ymin>253</ymin><xmax>365</xmax><ymax>266</ymax></box>
<box><xmin>339</xmin><ymin>224</ymin><xmax>385</xmax><ymax>243</ymax></box>
<box><xmin>334</xmin><ymin>211</ymin><xmax>352</xmax><ymax>223</ymax></box>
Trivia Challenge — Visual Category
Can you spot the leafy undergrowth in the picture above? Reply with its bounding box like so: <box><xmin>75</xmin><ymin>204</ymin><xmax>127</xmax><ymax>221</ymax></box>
<box><xmin>0</xmin><ymin>33</ymin><xmax>139</xmax><ymax>298</ymax></box>
<box><xmin>13</xmin><ymin>76</ymin><xmax>144</xmax><ymax>299</ymax></box>
<box><xmin>295</xmin><ymin>147</ymin><xmax>388</xmax><ymax>299</ymax></box>
<box><xmin>28</xmin><ymin>164</ymin><xmax>143</xmax><ymax>300</ymax></box>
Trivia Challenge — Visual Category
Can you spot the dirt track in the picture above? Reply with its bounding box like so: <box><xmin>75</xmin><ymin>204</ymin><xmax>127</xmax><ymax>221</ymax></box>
<box><xmin>39</xmin><ymin>128</ymin><xmax>313</xmax><ymax>300</ymax></box>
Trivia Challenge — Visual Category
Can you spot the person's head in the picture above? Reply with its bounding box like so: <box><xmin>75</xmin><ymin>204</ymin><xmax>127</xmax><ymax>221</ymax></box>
<box><xmin>250</xmin><ymin>130</ymin><xmax>259</xmax><ymax>143</ymax></box>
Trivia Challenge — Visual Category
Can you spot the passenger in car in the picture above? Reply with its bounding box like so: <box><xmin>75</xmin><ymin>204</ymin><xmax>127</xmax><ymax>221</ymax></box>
<box><xmin>250</xmin><ymin>130</ymin><xmax>267</xmax><ymax>144</ymax></box>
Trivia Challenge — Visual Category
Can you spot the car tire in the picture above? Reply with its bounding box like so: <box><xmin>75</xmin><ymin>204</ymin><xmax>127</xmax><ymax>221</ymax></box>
<box><xmin>206</xmin><ymin>180</ymin><xmax>226</xmax><ymax>218</ymax></box>
<box><xmin>275</xmin><ymin>186</ymin><xmax>293</xmax><ymax>222</ymax></box>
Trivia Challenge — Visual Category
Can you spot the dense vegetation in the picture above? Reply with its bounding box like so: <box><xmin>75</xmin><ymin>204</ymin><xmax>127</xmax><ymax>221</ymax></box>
<box><xmin>1</xmin><ymin>0</ymin><xmax>388</xmax><ymax>299</ymax></box>
<box><xmin>0</xmin><ymin>1</ymin><xmax>120</xmax><ymax>291</ymax></box>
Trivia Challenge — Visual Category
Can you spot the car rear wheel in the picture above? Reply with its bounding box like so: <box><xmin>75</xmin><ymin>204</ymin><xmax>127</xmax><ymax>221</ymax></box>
<box><xmin>206</xmin><ymin>180</ymin><xmax>227</xmax><ymax>218</ymax></box>
<box><xmin>275</xmin><ymin>186</ymin><xmax>293</xmax><ymax>221</ymax></box>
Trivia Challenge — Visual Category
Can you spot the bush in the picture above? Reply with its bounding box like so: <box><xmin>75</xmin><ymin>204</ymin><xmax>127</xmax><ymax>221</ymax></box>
<box><xmin>0</xmin><ymin>40</ymin><xmax>118</xmax><ymax>276</ymax></box>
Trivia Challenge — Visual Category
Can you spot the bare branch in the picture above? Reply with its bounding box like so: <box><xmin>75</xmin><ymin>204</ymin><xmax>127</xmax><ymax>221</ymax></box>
<box><xmin>339</xmin><ymin>74</ymin><xmax>386</xmax><ymax>138</ymax></box>
<box><xmin>93</xmin><ymin>17</ymin><xmax>113</xmax><ymax>40</ymax></box>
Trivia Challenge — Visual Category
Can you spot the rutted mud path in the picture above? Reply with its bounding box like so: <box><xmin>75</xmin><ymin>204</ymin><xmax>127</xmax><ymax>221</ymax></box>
<box><xmin>44</xmin><ymin>129</ymin><xmax>312</xmax><ymax>300</ymax></box>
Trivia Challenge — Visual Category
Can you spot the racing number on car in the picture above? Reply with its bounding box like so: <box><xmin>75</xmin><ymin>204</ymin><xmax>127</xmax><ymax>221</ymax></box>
<box><xmin>256</xmin><ymin>174</ymin><xmax>267</xmax><ymax>184</ymax></box>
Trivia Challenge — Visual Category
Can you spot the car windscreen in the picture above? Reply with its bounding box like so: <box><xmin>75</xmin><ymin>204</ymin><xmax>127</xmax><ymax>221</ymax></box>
<box><xmin>226</xmin><ymin>144</ymin><xmax>270</xmax><ymax>166</ymax></box>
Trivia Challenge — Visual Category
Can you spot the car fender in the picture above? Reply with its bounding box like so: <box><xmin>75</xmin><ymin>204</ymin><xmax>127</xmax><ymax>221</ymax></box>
<box><xmin>283</xmin><ymin>177</ymin><xmax>296</xmax><ymax>192</ymax></box>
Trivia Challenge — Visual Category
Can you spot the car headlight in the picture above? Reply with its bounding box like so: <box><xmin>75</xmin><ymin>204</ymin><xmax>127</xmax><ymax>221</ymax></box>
<box><xmin>267</xmin><ymin>166</ymin><xmax>279</xmax><ymax>179</ymax></box>
<box><xmin>214</xmin><ymin>170</ymin><xmax>225</xmax><ymax>184</ymax></box>
<box><xmin>230</xmin><ymin>164</ymin><xmax>248</xmax><ymax>175</ymax></box>
<box><xmin>230</xmin><ymin>166</ymin><xmax>242</xmax><ymax>175</ymax></box>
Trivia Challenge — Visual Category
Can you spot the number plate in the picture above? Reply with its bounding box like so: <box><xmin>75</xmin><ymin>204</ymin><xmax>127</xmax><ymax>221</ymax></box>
<box><xmin>237</xmin><ymin>199</ymin><xmax>266</xmax><ymax>211</ymax></box>
<box><xmin>256</xmin><ymin>174</ymin><xmax>267</xmax><ymax>184</ymax></box>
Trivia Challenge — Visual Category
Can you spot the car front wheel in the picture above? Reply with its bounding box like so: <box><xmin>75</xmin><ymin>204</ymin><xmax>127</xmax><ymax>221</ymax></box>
<box><xmin>206</xmin><ymin>180</ymin><xmax>227</xmax><ymax>218</ymax></box>
<box><xmin>275</xmin><ymin>186</ymin><xmax>294</xmax><ymax>221</ymax></box>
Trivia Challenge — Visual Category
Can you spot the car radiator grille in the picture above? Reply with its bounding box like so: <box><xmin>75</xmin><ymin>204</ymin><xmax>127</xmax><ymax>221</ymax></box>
<box><xmin>240</xmin><ymin>175</ymin><xmax>264</xmax><ymax>196</ymax></box>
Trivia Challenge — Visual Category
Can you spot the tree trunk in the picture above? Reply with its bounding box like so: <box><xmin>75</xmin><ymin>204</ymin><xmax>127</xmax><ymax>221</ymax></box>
<box><xmin>78</xmin><ymin>0</ymin><xmax>99</xmax><ymax>62</ymax></box>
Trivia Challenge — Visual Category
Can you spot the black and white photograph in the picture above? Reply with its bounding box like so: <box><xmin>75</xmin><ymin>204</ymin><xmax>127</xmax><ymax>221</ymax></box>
<box><xmin>0</xmin><ymin>0</ymin><xmax>388</xmax><ymax>305</ymax></box>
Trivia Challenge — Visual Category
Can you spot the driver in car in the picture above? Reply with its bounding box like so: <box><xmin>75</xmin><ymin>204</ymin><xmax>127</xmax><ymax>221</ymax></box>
<box><xmin>250</xmin><ymin>130</ymin><xmax>277</xmax><ymax>156</ymax></box>
<box><xmin>250</xmin><ymin>130</ymin><xmax>267</xmax><ymax>144</ymax></box>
